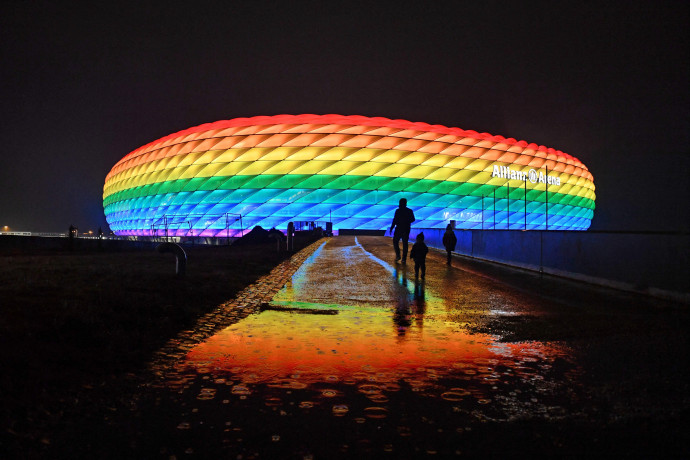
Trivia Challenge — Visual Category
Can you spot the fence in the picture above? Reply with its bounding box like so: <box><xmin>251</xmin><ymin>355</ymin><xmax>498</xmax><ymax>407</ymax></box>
<box><xmin>417</xmin><ymin>228</ymin><xmax>690</xmax><ymax>303</ymax></box>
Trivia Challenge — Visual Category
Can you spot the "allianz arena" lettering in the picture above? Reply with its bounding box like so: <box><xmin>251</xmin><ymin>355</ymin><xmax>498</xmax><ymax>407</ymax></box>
<box><xmin>103</xmin><ymin>114</ymin><xmax>595</xmax><ymax>236</ymax></box>
<box><xmin>492</xmin><ymin>165</ymin><xmax>562</xmax><ymax>185</ymax></box>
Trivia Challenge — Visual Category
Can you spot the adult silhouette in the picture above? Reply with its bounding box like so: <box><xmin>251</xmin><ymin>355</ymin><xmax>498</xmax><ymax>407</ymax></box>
<box><xmin>389</xmin><ymin>198</ymin><xmax>415</xmax><ymax>263</ymax></box>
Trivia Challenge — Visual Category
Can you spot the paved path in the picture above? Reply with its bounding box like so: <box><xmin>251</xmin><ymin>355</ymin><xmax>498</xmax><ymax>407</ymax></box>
<box><xmin>141</xmin><ymin>236</ymin><xmax>689</xmax><ymax>458</ymax></box>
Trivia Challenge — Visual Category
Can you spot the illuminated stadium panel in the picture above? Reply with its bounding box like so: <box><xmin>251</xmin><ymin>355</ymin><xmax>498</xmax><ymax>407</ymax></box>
<box><xmin>103</xmin><ymin>114</ymin><xmax>595</xmax><ymax>236</ymax></box>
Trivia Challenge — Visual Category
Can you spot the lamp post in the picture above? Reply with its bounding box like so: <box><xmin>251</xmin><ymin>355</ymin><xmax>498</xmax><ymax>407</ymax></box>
<box><xmin>524</xmin><ymin>176</ymin><xmax>528</xmax><ymax>230</ymax></box>
<box><xmin>506</xmin><ymin>183</ymin><xmax>510</xmax><ymax>230</ymax></box>
<box><xmin>545</xmin><ymin>164</ymin><xmax>549</xmax><ymax>230</ymax></box>
<box><xmin>481</xmin><ymin>195</ymin><xmax>484</xmax><ymax>230</ymax></box>
<box><xmin>493</xmin><ymin>189</ymin><xmax>496</xmax><ymax>230</ymax></box>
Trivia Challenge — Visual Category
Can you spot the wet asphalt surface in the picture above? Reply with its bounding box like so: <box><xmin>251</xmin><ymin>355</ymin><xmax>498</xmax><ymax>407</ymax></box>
<box><xmin>112</xmin><ymin>236</ymin><xmax>688</xmax><ymax>458</ymax></box>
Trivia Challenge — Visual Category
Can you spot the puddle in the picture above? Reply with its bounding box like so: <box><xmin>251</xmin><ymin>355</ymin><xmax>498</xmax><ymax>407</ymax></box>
<box><xmin>163</xmin><ymin>236</ymin><xmax>585</xmax><ymax>456</ymax></box>
<box><xmin>180</xmin><ymin>305</ymin><xmax>577</xmax><ymax>418</ymax></box>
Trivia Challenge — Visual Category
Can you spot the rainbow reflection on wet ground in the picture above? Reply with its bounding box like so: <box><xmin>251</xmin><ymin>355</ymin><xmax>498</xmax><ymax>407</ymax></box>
<box><xmin>161</xmin><ymin>236</ymin><xmax>584</xmax><ymax>458</ymax></box>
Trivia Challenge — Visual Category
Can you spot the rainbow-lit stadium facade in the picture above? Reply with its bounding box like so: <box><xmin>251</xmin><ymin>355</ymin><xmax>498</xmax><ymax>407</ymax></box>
<box><xmin>103</xmin><ymin>114</ymin><xmax>595</xmax><ymax>236</ymax></box>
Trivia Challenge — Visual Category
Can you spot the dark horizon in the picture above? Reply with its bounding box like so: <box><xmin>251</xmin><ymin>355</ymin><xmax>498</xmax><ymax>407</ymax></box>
<box><xmin>1</xmin><ymin>1</ymin><xmax>688</xmax><ymax>233</ymax></box>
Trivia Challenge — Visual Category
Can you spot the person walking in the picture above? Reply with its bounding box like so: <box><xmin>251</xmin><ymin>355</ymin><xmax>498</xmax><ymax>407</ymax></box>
<box><xmin>410</xmin><ymin>232</ymin><xmax>428</xmax><ymax>279</ymax></box>
<box><xmin>389</xmin><ymin>198</ymin><xmax>415</xmax><ymax>263</ymax></box>
<box><xmin>442</xmin><ymin>223</ymin><xmax>457</xmax><ymax>265</ymax></box>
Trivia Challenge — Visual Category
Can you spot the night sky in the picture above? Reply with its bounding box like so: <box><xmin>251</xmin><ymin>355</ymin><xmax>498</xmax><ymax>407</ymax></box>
<box><xmin>1</xmin><ymin>1</ymin><xmax>688</xmax><ymax>233</ymax></box>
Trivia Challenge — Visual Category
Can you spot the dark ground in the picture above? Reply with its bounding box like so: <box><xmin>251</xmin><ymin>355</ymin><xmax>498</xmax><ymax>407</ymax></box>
<box><xmin>0</xmin><ymin>235</ymin><xmax>318</xmax><ymax>458</ymax></box>
<box><xmin>1</xmin><ymin>235</ymin><xmax>689</xmax><ymax>458</ymax></box>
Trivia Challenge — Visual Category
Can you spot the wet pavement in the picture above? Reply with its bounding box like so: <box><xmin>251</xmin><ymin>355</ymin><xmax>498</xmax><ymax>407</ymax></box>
<box><xmin>141</xmin><ymin>236</ymin><xmax>689</xmax><ymax>458</ymax></box>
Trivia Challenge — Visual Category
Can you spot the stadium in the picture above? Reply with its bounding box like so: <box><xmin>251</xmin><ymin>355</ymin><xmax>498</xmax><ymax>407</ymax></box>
<box><xmin>103</xmin><ymin>114</ymin><xmax>595</xmax><ymax>237</ymax></box>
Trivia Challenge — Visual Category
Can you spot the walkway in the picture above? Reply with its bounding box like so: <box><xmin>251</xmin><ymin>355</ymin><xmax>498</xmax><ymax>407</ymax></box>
<box><xmin>144</xmin><ymin>236</ymin><xmax>689</xmax><ymax>458</ymax></box>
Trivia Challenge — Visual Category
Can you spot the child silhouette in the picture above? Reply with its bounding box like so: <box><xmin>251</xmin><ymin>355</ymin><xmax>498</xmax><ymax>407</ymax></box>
<box><xmin>410</xmin><ymin>232</ymin><xmax>429</xmax><ymax>279</ymax></box>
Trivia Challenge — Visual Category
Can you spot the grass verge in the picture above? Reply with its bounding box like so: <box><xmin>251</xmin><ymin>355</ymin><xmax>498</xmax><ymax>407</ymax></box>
<box><xmin>0</xmin><ymin>238</ymin><xmax>313</xmax><ymax>456</ymax></box>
